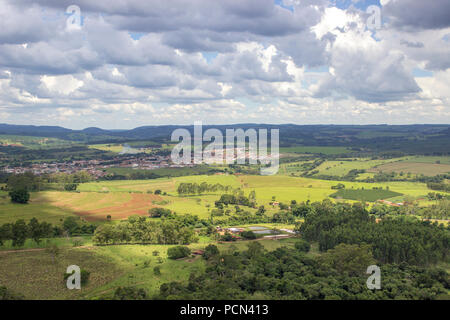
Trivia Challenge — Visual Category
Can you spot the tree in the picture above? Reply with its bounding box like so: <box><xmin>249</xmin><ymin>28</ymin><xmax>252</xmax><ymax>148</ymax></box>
<box><xmin>256</xmin><ymin>205</ymin><xmax>266</xmax><ymax>215</ymax></box>
<box><xmin>319</xmin><ymin>244</ymin><xmax>375</xmax><ymax>276</ymax></box>
<box><xmin>11</xmin><ymin>219</ymin><xmax>27</xmax><ymax>247</ymax></box>
<box><xmin>113</xmin><ymin>287</ymin><xmax>148</xmax><ymax>300</ymax></box>
<box><xmin>153</xmin><ymin>266</ymin><xmax>161</xmax><ymax>276</ymax></box>
<box><xmin>246</xmin><ymin>241</ymin><xmax>264</xmax><ymax>258</ymax></box>
<box><xmin>149</xmin><ymin>207</ymin><xmax>172</xmax><ymax>218</ymax></box>
<box><xmin>63</xmin><ymin>216</ymin><xmax>80</xmax><ymax>235</ymax></box>
<box><xmin>294</xmin><ymin>239</ymin><xmax>311</xmax><ymax>253</ymax></box>
<box><xmin>167</xmin><ymin>246</ymin><xmax>191</xmax><ymax>259</ymax></box>
<box><xmin>0</xmin><ymin>223</ymin><xmax>12</xmax><ymax>247</ymax></box>
<box><xmin>241</xmin><ymin>230</ymin><xmax>257</xmax><ymax>240</ymax></box>
<box><xmin>202</xmin><ymin>244</ymin><xmax>219</xmax><ymax>260</ymax></box>
<box><xmin>6</xmin><ymin>172</ymin><xmax>41</xmax><ymax>192</ymax></box>
<box><xmin>64</xmin><ymin>183</ymin><xmax>78</xmax><ymax>191</ymax></box>
<box><xmin>9</xmin><ymin>189</ymin><xmax>30</xmax><ymax>204</ymax></box>
<box><xmin>46</xmin><ymin>244</ymin><xmax>60</xmax><ymax>264</ymax></box>
<box><xmin>28</xmin><ymin>218</ymin><xmax>43</xmax><ymax>244</ymax></box>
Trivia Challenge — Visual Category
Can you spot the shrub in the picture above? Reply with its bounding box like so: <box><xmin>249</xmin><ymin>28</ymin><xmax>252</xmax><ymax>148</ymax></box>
<box><xmin>72</xmin><ymin>237</ymin><xmax>83</xmax><ymax>247</ymax></box>
<box><xmin>202</xmin><ymin>244</ymin><xmax>219</xmax><ymax>260</ymax></box>
<box><xmin>149</xmin><ymin>207</ymin><xmax>172</xmax><ymax>218</ymax></box>
<box><xmin>0</xmin><ymin>286</ymin><xmax>23</xmax><ymax>300</ymax></box>
<box><xmin>220</xmin><ymin>233</ymin><xmax>236</xmax><ymax>242</ymax></box>
<box><xmin>153</xmin><ymin>266</ymin><xmax>161</xmax><ymax>275</ymax></box>
<box><xmin>64</xmin><ymin>183</ymin><xmax>78</xmax><ymax>191</ymax></box>
<box><xmin>295</xmin><ymin>239</ymin><xmax>311</xmax><ymax>253</ymax></box>
<box><xmin>9</xmin><ymin>189</ymin><xmax>30</xmax><ymax>204</ymax></box>
<box><xmin>241</xmin><ymin>230</ymin><xmax>257</xmax><ymax>240</ymax></box>
<box><xmin>113</xmin><ymin>287</ymin><xmax>148</xmax><ymax>300</ymax></box>
<box><xmin>167</xmin><ymin>246</ymin><xmax>191</xmax><ymax>259</ymax></box>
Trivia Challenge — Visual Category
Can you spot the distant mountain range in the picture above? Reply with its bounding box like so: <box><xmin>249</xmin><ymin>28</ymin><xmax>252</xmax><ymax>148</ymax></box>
<box><xmin>0</xmin><ymin>123</ymin><xmax>449</xmax><ymax>154</ymax></box>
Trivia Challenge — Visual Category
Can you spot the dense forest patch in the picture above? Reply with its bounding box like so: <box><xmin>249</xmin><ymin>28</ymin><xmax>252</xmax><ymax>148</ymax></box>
<box><xmin>330</xmin><ymin>189</ymin><xmax>402</xmax><ymax>201</ymax></box>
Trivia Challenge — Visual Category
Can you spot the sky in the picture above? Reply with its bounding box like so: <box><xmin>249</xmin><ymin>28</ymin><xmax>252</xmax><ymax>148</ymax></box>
<box><xmin>0</xmin><ymin>0</ymin><xmax>449</xmax><ymax>129</ymax></box>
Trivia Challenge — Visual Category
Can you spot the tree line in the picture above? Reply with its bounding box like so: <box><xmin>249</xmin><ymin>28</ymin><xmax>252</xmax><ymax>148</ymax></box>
<box><xmin>0</xmin><ymin>216</ymin><xmax>96</xmax><ymax>247</ymax></box>
<box><xmin>92</xmin><ymin>216</ymin><xmax>198</xmax><ymax>245</ymax></box>
<box><xmin>177</xmin><ymin>182</ymin><xmax>232</xmax><ymax>195</ymax></box>
<box><xmin>1</xmin><ymin>171</ymin><xmax>93</xmax><ymax>193</ymax></box>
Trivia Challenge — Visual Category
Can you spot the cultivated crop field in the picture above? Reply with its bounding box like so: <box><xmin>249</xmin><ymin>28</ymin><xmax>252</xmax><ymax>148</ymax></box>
<box><xmin>39</xmin><ymin>191</ymin><xmax>165</xmax><ymax>221</ymax></box>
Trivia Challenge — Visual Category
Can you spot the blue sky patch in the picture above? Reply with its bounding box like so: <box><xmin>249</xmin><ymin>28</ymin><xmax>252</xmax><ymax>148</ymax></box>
<box><xmin>202</xmin><ymin>52</ymin><xmax>219</xmax><ymax>64</ymax></box>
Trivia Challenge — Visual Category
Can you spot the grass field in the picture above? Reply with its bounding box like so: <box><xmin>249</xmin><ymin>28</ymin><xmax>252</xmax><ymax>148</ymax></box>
<box><xmin>0</xmin><ymin>192</ymin><xmax>75</xmax><ymax>225</ymax></box>
<box><xmin>279</xmin><ymin>146</ymin><xmax>350</xmax><ymax>155</ymax></box>
<box><xmin>38</xmin><ymin>191</ymin><xmax>164</xmax><ymax>221</ymax></box>
<box><xmin>312</xmin><ymin>158</ymin><xmax>404</xmax><ymax>177</ymax></box>
<box><xmin>402</xmin><ymin>156</ymin><xmax>450</xmax><ymax>165</ymax></box>
<box><xmin>88</xmin><ymin>143</ymin><xmax>125</xmax><ymax>153</ymax></box>
<box><xmin>1</xmin><ymin>173</ymin><xmax>446</xmax><ymax>224</ymax></box>
<box><xmin>0</xmin><ymin>247</ymin><xmax>124</xmax><ymax>299</ymax></box>
<box><xmin>369</xmin><ymin>161</ymin><xmax>450</xmax><ymax>176</ymax></box>
<box><xmin>85</xmin><ymin>237</ymin><xmax>300</xmax><ymax>299</ymax></box>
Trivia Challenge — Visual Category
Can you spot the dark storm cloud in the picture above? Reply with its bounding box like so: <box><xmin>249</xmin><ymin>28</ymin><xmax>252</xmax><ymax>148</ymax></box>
<box><xmin>383</xmin><ymin>0</ymin><xmax>450</xmax><ymax>30</ymax></box>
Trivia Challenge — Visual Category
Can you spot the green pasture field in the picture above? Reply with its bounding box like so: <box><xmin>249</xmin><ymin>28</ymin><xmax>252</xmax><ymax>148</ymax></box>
<box><xmin>279</xmin><ymin>160</ymin><xmax>316</xmax><ymax>175</ymax></box>
<box><xmin>355</xmin><ymin>172</ymin><xmax>376</xmax><ymax>180</ymax></box>
<box><xmin>88</xmin><ymin>143</ymin><xmax>125</xmax><ymax>153</ymax></box>
<box><xmin>0</xmin><ymin>192</ymin><xmax>75</xmax><ymax>225</ymax></box>
<box><xmin>312</xmin><ymin>158</ymin><xmax>405</xmax><ymax>177</ymax></box>
<box><xmin>88</xmin><ymin>140</ymin><xmax>167</xmax><ymax>153</ymax></box>
<box><xmin>86</xmin><ymin>237</ymin><xmax>300</xmax><ymax>299</ymax></box>
<box><xmin>78</xmin><ymin>178</ymin><xmax>176</xmax><ymax>193</ymax></box>
<box><xmin>161</xmin><ymin>195</ymin><xmax>217</xmax><ymax>219</ymax></box>
<box><xmin>79</xmin><ymin>174</ymin><xmax>240</xmax><ymax>193</ymax></box>
<box><xmin>369</xmin><ymin>161</ymin><xmax>450</xmax><ymax>176</ymax></box>
<box><xmin>330</xmin><ymin>189</ymin><xmax>403</xmax><ymax>202</ymax></box>
<box><xmin>1</xmin><ymin>174</ymin><xmax>444</xmax><ymax>224</ymax></box>
<box><xmin>0</xmin><ymin>228</ymin><xmax>306</xmax><ymax>300</ymax></box>
<box><xmin>0</xmin><ymin>247</ymin><xmax>124</xmax><ymax>299</ymax></box>
<box><xmin>279</xmin><ymin>146</ymin><xmax>350</xmax><ymax>155</ymax></box>
<box><xmin>402</xmin><ymin>156</ymin><xmax>450</xmax><ymax>165</ymax></box>
<box><xmin>84</xmin><ymin>243</ymin><xmax>207</xmax><ymax>299</ymax></box>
